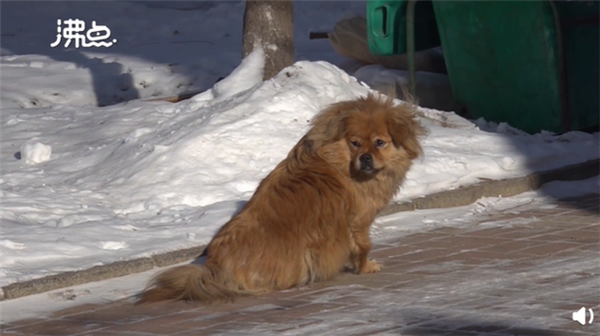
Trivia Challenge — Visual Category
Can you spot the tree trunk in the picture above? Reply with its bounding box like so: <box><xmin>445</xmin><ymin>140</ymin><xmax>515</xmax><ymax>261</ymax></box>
<box><xmin>242</xmin><ymin>0</ymin><xmax>294</xmax><ymax>81</ymax></box>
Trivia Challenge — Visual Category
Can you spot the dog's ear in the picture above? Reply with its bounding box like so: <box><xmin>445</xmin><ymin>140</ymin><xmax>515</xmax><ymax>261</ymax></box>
<box><xmin>386</xmin><ymin>102</ymin><xmax>425</xmax><ymax>160</ymax></box>
<box><xmin>308</xmin><ymin>102</ymin><xmax>353</xmax><ymax>146</ymax></box>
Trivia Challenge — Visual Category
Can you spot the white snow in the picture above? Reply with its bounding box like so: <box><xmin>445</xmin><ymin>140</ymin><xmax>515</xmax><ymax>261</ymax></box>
<box><xmin>1</xmin><ymin>0</ymin><xmax>598</xmax><ymax>296</ymax></box>
<box><xmin>212</xmin><ymin>48</ymin><xmax>266</xmax><ymax>101</ymax></box>
<box><xmin>19</xmin><ymin>141</ymin><xmax>52</xmax><ymax>164</ymax></box>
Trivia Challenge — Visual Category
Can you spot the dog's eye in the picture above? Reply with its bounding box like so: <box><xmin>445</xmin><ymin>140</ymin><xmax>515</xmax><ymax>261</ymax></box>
<box><xmin>351</xmin><ymin>141</ymin><xmax>361</xmax><ymax>147</ymax></box>
<box><xmin>375</xmin><ymin>139</ymin><xmax>386</xmax><ymax>147</ymax></box>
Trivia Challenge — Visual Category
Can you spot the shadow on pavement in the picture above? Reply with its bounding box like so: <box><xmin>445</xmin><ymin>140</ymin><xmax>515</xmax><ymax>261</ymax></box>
<box><xmin>398</xmin><ymin>310</ymin><xmax>583</xmax><ymax>336</ymax></box>
<box><xmin>402</xmin><ymin>321</ymin><xmax>567</xmax><ymax>336</ymax></box>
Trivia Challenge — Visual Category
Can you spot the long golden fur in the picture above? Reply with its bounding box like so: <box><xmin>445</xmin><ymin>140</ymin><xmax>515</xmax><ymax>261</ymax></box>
<box><xmin>138</xmin><ymin>93</ymin><xmax>424</xmax><ymax>304</ymax></box>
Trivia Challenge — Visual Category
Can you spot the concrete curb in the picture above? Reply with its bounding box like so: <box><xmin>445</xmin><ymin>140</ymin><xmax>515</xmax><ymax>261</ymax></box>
<box><xmin>1</xmin><ymin>246</ymin><xmax>207</xmax><ymax>301</ymax></box>
<box><xmin>381</xmin><ymin>158</ymin><xmax>599</xmax><ymax>215</ymax></box>
<box><xmin>2</xmin><ymin>159</ymin><xmax>598</xmax><ymax>301</ymax></box>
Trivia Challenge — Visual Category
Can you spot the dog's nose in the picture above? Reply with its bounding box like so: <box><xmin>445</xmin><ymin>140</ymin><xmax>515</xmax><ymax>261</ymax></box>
<box><xmin>360</xmin><ymin>154</ymin><xmax>373</xmax><ymax>165</ymax></box>
<box><xmin>359</xmin><ymin>154</ymin><xmax>373</xmax><ymax>170</ymax></box>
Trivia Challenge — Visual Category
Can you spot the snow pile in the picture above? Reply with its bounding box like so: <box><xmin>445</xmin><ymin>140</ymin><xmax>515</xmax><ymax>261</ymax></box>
<box><xmin>20</xmin><ymin>142</ymin><xmax>52</xmax><ymax>164</ymax></box>
<box><xmin>211</xmin><ymin>48</ymin><xmax>265</xmax><ymax>101</ymax></box>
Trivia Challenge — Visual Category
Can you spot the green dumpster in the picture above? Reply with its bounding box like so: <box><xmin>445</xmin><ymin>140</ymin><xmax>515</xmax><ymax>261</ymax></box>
<box><xmin>366</xmin><ymin>0</ymin><xmax>600</xmax><ymax>134</ymax></box>
<box><xmin>554</xmin><ymin>0</ymin><xmax>600</xmax><ymax>132</ymax></box>
<box><xmin>367</xmin><ymin>0</ymin><xmax>440</xmax><ymax>55</ymax></box>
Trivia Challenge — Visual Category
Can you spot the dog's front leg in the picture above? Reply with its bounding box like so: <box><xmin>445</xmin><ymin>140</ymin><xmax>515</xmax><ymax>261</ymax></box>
<box><xmin>350</xmin><ymin>220</ymin><xmax>381</xmax><ymax>274</ymax></box>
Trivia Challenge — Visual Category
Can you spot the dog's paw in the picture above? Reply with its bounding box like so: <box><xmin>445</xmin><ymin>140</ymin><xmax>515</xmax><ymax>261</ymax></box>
<box><xmin>359</xmin><ymin>259</ymin><xmax>382</xmax><ymax>274</ymax></box>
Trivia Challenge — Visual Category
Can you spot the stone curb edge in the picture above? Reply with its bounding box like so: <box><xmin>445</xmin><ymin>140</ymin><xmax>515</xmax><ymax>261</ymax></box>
<box><xmin>380</xmin><ymin>159</ymin><xmax>599</xmax><ymax>216</ymax></box>
<box><xmin>2</xmin><ymin>159</ymin><xmax>598</xmax><ymax>301</ymax></box>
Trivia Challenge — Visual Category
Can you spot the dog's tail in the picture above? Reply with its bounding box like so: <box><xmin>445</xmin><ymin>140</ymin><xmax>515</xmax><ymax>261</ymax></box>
<box><xmin>137</xmin><ymin>264</ymin><xmax>254</xmax><ymax>304</ymax></box>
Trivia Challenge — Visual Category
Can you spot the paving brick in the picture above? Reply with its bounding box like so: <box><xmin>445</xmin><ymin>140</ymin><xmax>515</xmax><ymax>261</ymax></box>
<box><xmin>578</xmin><ymin>243</ymin><xmax>600</xmax><ymax>252</ymax></box>
<box><xmin>547</xmin><ymin>215</ymin><xmax>600</xmax><ymax>225</ymax></box>
<box><xmin>523</xmin><ymin>242</ymin><xmax>581</xmax><ymax>256</ymax></box>
<box><xmin>369</xmin><ymin>245</ymin><xmax>416</xmax><ymax>258</ymax></box>
<box><xmin>400</xmin><ymin>232</ymin><xmax>445</xmax><ymax>244</ymax></box>
<box><xmin>49</xmin><ymin>303</ymin><xmax>112</xmax><ymax>319</ymax></box>
<box><xmin>6</xmin><ymin>318</ymin><xmax>108</xmax><ymax>335</ymax></box>
<box><xmin>424</xmin><ymin>236</ymin><xmax>511</xmax><ymax>251</ymax></box>
<box><xmin>104</xmin><ymin>311</ymin><xmax>241</xmax><ymax>335</ymax></box>
<box><xmin>495</xmin><ymin>227</ymin><xmax>558</xmax><ymax>239</ymax></box>
<box><xmin>459</xmin><ymin>226</ymin><xmax>522</xmax><ymax>238</ymax></box>
<box><xmin>400</xmin><ymin>248</ymin><xmax>458</xmax><ymax>262</ymax></box>
<box><xmin>527</xmin><ymin>233</ymin><xmax>578</xmax><ymax>242</ymax></box>
<box><xmin>551</xmin><ymin>230</ymin><xmax>600</xmax><ymax>245</ymax></box>
<box><xmin>478</xmin><ymin>239</ymin><xmax>545</xmax><ymax>254</ymax></box>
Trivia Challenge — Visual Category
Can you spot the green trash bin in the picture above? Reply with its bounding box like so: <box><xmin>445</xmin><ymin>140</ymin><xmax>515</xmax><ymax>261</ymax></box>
<box><xmin>367</xmin><ymin>0</ymin><xmax>599</xmax><ymax>134</ymax></box>
<box><xmin>367</xmin><ymin>0</ymin><xmax>600</xmax><ymax>133</ymax></box>
<box><xmin>554</xmin><ymin>0</ymin><xmax>600</xmax><ymax>132</ymax></box>
<box><xmin>367</xmin><ymin>0</ymin><xmax>440</xmax><ymax>56</ymax></box>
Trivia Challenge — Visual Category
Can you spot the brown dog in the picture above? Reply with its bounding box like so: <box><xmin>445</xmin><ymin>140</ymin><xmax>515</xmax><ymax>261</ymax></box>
<box><xmin>138</xmin><ymin>93</ymin><xmax>424</xmax><ymax>304</ymax></box>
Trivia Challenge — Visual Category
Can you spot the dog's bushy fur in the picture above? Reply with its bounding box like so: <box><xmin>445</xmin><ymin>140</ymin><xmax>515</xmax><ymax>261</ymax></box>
<box><xmin>138</xmin><ymin>93</ymin><xmax>424</xmax><ymax>304</ymax></box>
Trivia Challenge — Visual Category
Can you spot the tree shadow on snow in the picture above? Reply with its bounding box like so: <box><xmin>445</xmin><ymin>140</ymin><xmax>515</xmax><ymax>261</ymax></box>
<box><xmin>1</xmin><ymin>2</ymin><xmax>144</xmax><ymax>107</ymax></box>
<box><xmin>0</xmin><ymin>1</ymin><xmax>230</xmax><ymax>107</ymax></box>
<box><xmin>53</xmin><ymin>50</ymin><xmax>139</xmax><ymax>107</ymax></box>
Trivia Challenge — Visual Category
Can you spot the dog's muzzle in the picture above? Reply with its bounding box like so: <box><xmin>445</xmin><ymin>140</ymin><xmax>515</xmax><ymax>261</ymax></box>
<box><xmin>359</xmin><ymin>154</ymin><xmax>375</xmax><ymax>173</ymax></box>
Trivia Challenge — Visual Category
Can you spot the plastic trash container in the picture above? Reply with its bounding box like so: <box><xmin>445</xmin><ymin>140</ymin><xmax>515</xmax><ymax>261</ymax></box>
<box><xmin>367</xmin><ymin>0</ymin><xmax>440</xmax><ymax>56</ymax></box>
<box><xmin>432</xmin><ymin>0</ymin><xmax>599</xmax><ymax>133</ymax></box>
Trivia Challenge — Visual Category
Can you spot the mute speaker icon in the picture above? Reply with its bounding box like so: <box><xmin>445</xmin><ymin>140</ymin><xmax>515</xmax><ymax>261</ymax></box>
<box><xmin>572</xmin><ymin>307</ymin><xmax>594</xmax><ymax>326</ymax></box>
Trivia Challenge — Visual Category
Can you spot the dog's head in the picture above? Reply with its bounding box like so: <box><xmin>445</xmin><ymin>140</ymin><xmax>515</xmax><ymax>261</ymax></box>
<box><xmin>308</xmin><ymin>93</ymin><xmax>424</xmax><ymax>178</ymax></box>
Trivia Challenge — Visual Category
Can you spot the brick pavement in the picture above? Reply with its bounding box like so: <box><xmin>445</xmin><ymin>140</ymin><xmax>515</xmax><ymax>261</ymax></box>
<box><xmin>1</xmin><ymin>193</ymin><xmax>598</xmax><ymax>336</ymax></box>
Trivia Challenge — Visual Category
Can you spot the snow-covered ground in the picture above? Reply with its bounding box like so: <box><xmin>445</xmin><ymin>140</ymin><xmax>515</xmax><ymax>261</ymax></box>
<box><xmin>1</xmin><ymin>1</ymin><xmax>598</xmax><ymax>293</ymax></box>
